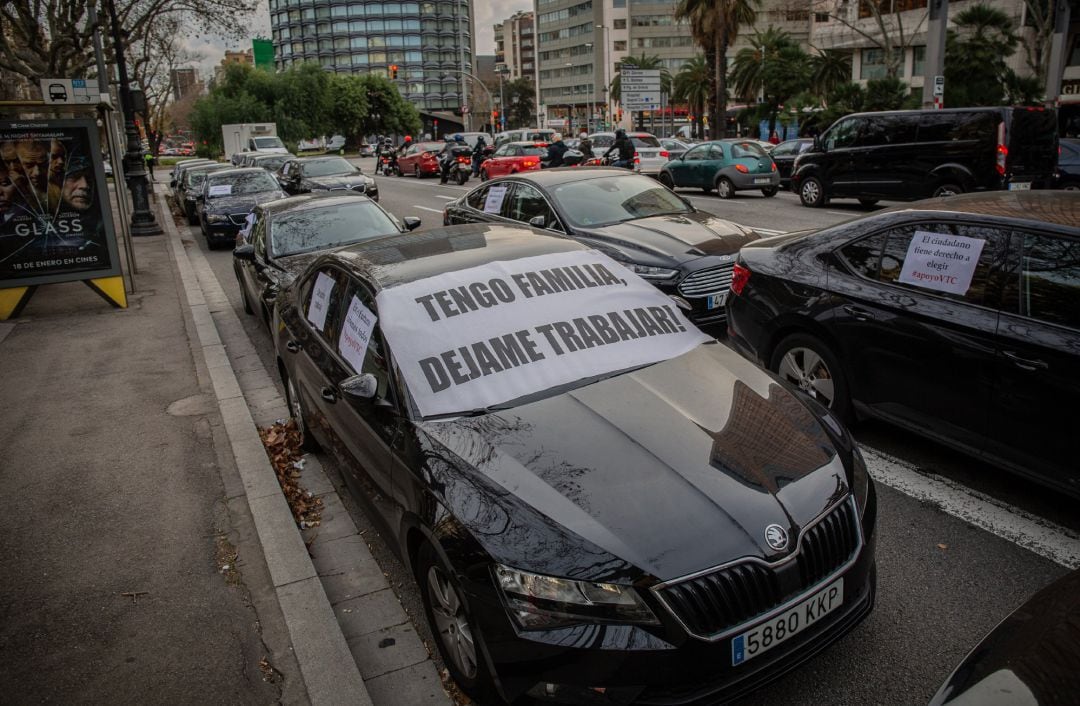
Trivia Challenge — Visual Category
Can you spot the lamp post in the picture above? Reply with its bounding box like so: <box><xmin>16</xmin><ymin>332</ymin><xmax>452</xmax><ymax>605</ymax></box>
<box><xmin>441</xmin><ymin>69</ymin><xmax>496</xmax><ymax>135</ymax></box>
<box><xmin>103</xmin><ymin>0</ymin><xmax>160</xmax><ymax>236</ymax></box>
<box><xmin>497</xmin><ymin>66</ymin><xmax>509</xmax><ymax>131</ymax></box>
<box><xmin>595</xmin><ymin>25</ymin><xmax>610</xmax><ymax>130</ymax></box>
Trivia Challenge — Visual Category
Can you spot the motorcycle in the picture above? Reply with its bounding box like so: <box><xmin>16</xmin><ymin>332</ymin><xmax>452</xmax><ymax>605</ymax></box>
<box><xmin>378</xmin><ymin>152</ymin><xmax>399</xmax><ymax>176</ymax></box>
<box><xmin>442</xmin><ymin>153</ymin><xmax>471</xmax><ymax>185</ymax></box>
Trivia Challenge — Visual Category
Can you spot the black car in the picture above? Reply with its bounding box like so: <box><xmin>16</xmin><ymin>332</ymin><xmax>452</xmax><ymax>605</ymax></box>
<box><xmin>726</xmin><ymin>191</ymin><xmax>1080</xmax><ymax>497</ymax></box>
<box><xmin>443</xmin><ymin>169</ymin><xmax>761</xmax><ymax>326</ymax></box>
<box><xmin>1052</xmin><ymin>138</ymin><xmax>1080</xmax><ymax>191</ymax></box>
<box><xmin>929</xmin><ymin>568</ymin><xmax>1080</xmax><ymax>705</ymax></box>
<box><xmin>247</xmin><ymin>152</ymin><xmax>295</xmax><ymax>174</ymax></box>
<box><xmin>233</xmin><ymin>192</ymin><xmax>419</xmax><ymax>328</ymax></box>
<box><xmin>170</xmin><ymin>158</ymin><xmax>214</xmax><ymax>202</ymax></box>
<box><xmin>769</xmin><ymin>138</ymin><xmax>814</xmax><ymax>190</ymax></box>
<box><xmin>277</xmin><ymin>155</ymin><xmax>378</xmax><ymax>201</ymax></box>
<box><xmin>791</xmin><ymin>107</ymin><xmax>1058</xmax><ymax>208</ymax></box>
<box><xmin>179</xmin><ymin>163</ymin><xmax>230</xmax><ymax>224</ymax></box>
<box><xmin>198</xmin><ymin>168</ymin><xmax>286</xmax><ymax>248</ymax></box>
<box><xmin>274</xmin><ymin>222</ymin><xmax>877</xmax><ymax>705</ymax></box>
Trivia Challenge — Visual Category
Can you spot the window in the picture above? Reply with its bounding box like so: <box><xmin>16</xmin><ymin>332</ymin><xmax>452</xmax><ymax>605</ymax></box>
<box><xmin>825</xmin><ymin>117</ymin><xmax>861</xmax><ymax>150</ymax></box>
<box><xmin>839</xmin><ymin>232</ymin><xmax>888</xmax><ymax>279</ymax></box>
<box><xmin>507</xmin><ymin>184</ymin><xmax>557</xmax><ymax>227</ymax></box>
<box><xmin>857</xmin><ymin>115</ymin><xmax>916</xmax><ymax>146</ymax></box>
<box><xmin>613</xmin><ymin>18</ymin><xmax>626</xmax><ymax>29</ymax></box>
<box><xmin>860</xmin><ymin>48</ymin><xmax>898</xmax><ymax>80</ymax></box>
<box><xmin>912</xmin><ymin>45</ymin><xmax>926</xmax><ymax>76</ymax></box>
<box><xmin>1003</xmin><ymin>234</ymin><xmax>1080</xmax><ymax>329</ymax></box>
<box><xmin>302</xmin><ymin>267</ymin><xmax>350</xmax><ymax>344</ymax></box>
<box><xmin>613</xmin><ymin>40</ymin><xmax>627</xmax><ymax>51</ymax></box>
<box><xmin>877</xmin><ymin>224</ymin><xmax>1004</xmax><ymax>305</ymax></box>
<box><xmin>466</xmin><ymin>185</ymin><xmax>490</xmax><ymax>210</ymax></box>
<box><xmin>918</xmin><ymin>112</ymin><xmax>997</xmax><ymax>144</ymax></box>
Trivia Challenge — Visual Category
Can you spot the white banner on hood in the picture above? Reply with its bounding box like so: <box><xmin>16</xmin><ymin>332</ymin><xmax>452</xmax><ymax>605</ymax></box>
<box><xmin>375</xmin><ymin>250</ymin><xmax>711</xmax><ymax>418</ymax></box>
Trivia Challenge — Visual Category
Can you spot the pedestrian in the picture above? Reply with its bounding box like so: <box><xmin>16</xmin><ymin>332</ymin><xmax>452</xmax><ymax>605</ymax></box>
<box><xmin>144</xmin><ymin>150</ymin><xmax>155</xmax><ymax>181</ymax></box>
<box><xmin>768</xmin><ymin>130</ymin><xmax>781</xmax><ymax>145</ymax></box>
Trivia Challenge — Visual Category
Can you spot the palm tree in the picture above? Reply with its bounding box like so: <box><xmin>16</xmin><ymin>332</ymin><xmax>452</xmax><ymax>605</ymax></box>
<box><xmin>729</xmin><ymin>28</ymin><xmax>810</xmax><ymax>137</ymax></box>
<box><xmin>675</xmin><ymin>0</ymin><xmax>759</xmax><ymax>138</ymax></box>
<box><xmin>809</xmin><ymin>49</ymin><xmax>853</xmax><ymax>102</ymax></box>
<box><xmin>945</xmin><ymin>4</ymin><xmax>1021</xmax><ymax>107</ymax></box>
<box><xmin>673</xmin><ymin>55</ymin><xmax>710</xmax><ymax>139</ymax></box>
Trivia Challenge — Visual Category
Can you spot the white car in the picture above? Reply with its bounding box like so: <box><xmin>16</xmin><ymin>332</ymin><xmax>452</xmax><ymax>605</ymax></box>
<box><xmin>587</xmin><ymin>131</ymin><xmax>669</xmax><ymax>175</ymax></box>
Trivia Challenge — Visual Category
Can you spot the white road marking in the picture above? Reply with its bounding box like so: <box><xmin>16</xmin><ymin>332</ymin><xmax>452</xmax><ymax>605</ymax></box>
<box><xmin>862</xmin><ymin>446</ymin><xmax>1080</xmax><ymax>569</ymax></box>
<box><xmin>827</xmin><ymin>211</ymin><xmax>855</xmax><ymax>217</ymax></box>
<box><xmin>434</xmin><ymin>195</ymin><xmax>455</xmax><ymax>200</ymax></box>
<box><xmin>413</xmin><ymin>206</ymin><xmax>444</xmax><ymax>213</ymax></box>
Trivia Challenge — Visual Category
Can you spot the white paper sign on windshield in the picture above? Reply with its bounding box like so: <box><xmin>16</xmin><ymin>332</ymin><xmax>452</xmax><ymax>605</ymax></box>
<box><xmin>207</xmin><ymin>184</ymin><xmax>233</xmax><ymax>197</ymax></box>
<box><xmin>338</xmin><ymin>295</ymin><xmax>377</xmax><ymax>372</ymax></box>
<box><xmin>483</xmin><ymin>185</ymin><xmax>508</xmax><ymax>213</ymax></box>
<box><xmin>376</xmin><ymin>250</ymin><xmax>711</xmax><ymax>418</ymax></box>
<box><xmin>307</xmin><ymin>271</ymin><xmax>335</xmax><ymax>331</ymax></box>
<box><xmin>898</xmin><ymin>231</ymin><xmax>986</xmax><ymax>295</ymax></box>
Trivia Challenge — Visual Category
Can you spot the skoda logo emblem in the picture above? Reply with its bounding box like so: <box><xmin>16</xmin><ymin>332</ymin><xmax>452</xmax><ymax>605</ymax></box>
<box><xmin>765</xmin><ymin>524</ymin><xmax>789</xmax><ymax>551</ymax></box>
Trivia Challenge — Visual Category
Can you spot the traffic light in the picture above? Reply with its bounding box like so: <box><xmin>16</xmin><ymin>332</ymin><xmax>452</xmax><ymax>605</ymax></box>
<box><xmin>389</xmin><ymin>64</ymin><xmax>398</xmax><ymax>79</ymax></box>
<box><xmin>492</xmin><ymin>109</ymin><xmax>498</xmax><ymax>122</ymax></box>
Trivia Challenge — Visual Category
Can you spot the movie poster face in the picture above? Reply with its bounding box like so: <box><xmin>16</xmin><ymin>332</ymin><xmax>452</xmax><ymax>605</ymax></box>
<box><xmin>0</xmin><ymin>119</ymin><xmax>121</xmax><ymax>286</ymax></box>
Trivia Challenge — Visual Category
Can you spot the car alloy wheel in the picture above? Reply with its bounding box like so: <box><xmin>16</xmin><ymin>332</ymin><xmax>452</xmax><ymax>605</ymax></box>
<box><xmin>414</xmin><ymin>165</ymin><xmax>421</xmax><ymax>178</ymax></box>
<box><xmin>716</xmin><ymin>177</ymin><xmax>735</xmax><ymax>199</ymax></box>
<box><xmin>933</xmin><ymin>183</ymin><xmax>962</xmax><ymax>197</ymax></box>
<box><xmin>800</xmin><ymin>176</ymin><xmax>826</xmax><ymax>207</ymax></box>
<box><xmin>770</xmin><ymin>333</ymin><xmax>851</xmax><ymax>421</ymax></box>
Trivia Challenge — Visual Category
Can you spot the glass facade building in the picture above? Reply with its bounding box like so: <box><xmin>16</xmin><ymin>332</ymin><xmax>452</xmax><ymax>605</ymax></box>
<box><xmin>269</xmin><ymin>0</ymin><xmax>474</xmax><ymax>113</ymax></box>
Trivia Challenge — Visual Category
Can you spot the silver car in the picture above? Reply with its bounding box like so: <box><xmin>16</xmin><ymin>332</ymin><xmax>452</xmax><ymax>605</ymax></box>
<box><xmin>587</xmin><ymin>132</ymin><xmax>669</xmax><ymax>175</ymax></box>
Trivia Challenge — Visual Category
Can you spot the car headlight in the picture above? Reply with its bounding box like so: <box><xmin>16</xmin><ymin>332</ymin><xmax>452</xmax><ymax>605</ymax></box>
<box><xmin>494</xmin><ymin>564</ymin><xmax>658</xmax><ymax>630</ymax></box>
<box><xmin>206</xmin><ymin>214</ymin><xmax>229</xmax><ymax>224</ymax></box>
<box><xmin>629</xmin><ymin>264</ymin><xmax>678</xmax><ymax>281</ymax></box>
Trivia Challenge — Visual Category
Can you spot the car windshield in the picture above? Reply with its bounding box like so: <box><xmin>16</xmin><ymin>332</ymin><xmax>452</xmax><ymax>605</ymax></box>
<box><xmin>550</xmin><ymin>174</ymin><xmax>691</xmax><ymax>227</ymax></box>
<box><xmin>206</xmin><ymin>171</ymin><xmax>279</xmax><ymax>197</ymax></box>
<box><xmin>186</xmin><ymin>167</ymin><xmax>225</xmax><ymax>187</ymax></box>
<box><xmin>252</xmin><ymin>137</ymin><xmax>285</xmax><ymax>150</ymax></box>
<box><xmin>270</xmin><ymin>201</ymin><xmax>399</xmax><ymax>257</ymax></box>
<box><xmin>301</xmin><ymin>157</ymin><xmax>358</xmax><ymax>177</ymax></box>
<box><xmin>521</xmin><ymin>146</ymin><xmax>547</xmax><ymax>156</ymax></box>
<box><xmin>255</xmin><ymin>156</ymin><xmax>291</xmax><ymax>171</ymax></box>
<box><xmin>631</xmin><ymin>135</ymin><xmax>662</xmax><ymax>148</ymax></box>
<box><xmin>729</xmin><ymin>141</ymin><xmax>767</xmax><ymax>158</ymax></box>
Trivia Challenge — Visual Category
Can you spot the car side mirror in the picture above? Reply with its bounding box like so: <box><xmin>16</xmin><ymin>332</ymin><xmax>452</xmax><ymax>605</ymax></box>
<box><xmin>403</xmin><ymin>216</ymin><xmax>422</xmax><ymax>231</ymax></box>
<box><xmin>233</xmin><ymin>243</ymin><xmax>255</xmax><ymax>261</ymax></box>
<box><xmin>169</xmin><ymin>179</ymin><xmax>176</xmax><ymax>188</ymax></box>
<box><xmin>528</xmin><ymin>215</ymin><xmax>547</xmax><ymax>229</ymax></box>
<box><xmin>339</xmin><ymin>373</ymin><xmax>379</xmax><ymax>401</ymax></box>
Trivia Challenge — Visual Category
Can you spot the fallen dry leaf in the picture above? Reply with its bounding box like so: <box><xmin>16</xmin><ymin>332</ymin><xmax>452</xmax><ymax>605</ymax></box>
<box><xmin>259</xmin><ymin>420</ymin><xmax>324</xmax><ymax>529</ymax></box>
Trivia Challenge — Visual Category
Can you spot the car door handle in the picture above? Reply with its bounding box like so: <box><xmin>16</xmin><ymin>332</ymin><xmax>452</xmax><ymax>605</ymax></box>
<box><xmin>843</xmin><ymin>305</ymin><xmax>875</xmax><ymax>322</ymax></box>
<box><xmin>286</xmin><ymin>340</ymin><xmax>302</xmax><ymax>353</ymax></box>
<box><xmin>1002</xmin><ymin>351</ymin><xmax>1048</xmax><ymax>372</ymax></box>
<box><xmin>320</xmin><ymin>386</ymin><xmax>338</xmax><ymax>403</ymax></box>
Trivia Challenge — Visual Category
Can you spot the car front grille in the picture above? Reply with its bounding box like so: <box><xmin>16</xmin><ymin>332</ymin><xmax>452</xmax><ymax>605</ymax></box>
<box><xmin>678</xmin><ymin>263</ymin><xmax>734</xmax><ymax>297</ymax></box>
<box><xmin>228</xmin><ymin>214</ymin><xmax>248</xmax><ymax>226</ymax></box>
<box><xmin>656</xmin><ymin>499</ymin><xmax>861</xmax><ymax>640</ymax></box>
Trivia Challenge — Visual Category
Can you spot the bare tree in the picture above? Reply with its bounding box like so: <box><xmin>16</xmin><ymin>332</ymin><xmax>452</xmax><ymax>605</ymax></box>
<box><xmin>0</xmin><ymin>0</ymin><xmax>253</xmax><ymax>97</ymax></box>
<box><xmin>129</xmin><ymin>17</ymin><xmax>202</xmax><ymax>155</ymax></box>
<box><xmin>814</xmin><ymin>0</ymin><xmax>929</xmax><ymax>79</ymax></box>
<box><xmin>1020</xmin><ymin>0</ymin><xmax>1057</xmax><ymax>84</ymax></box>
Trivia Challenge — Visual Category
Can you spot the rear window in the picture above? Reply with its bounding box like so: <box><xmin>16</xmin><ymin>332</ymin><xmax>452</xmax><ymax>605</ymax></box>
<box><xmin>1007</xmin><ymin>109</ymin><xmax>1058</xmax><ymax>174</ymax></box>
<box><xmin>417</xmin><ymin>142</ymin><xmax>444</xmax><ymax>153</ymax></box>
<box><xmin>631</xmin><ymin>135</ymin><xmax>661</xmax><ymax>148</ymax></box>
<box><xmin>521</xmin><ymin>146</ymin><xmax>547</xmax><ymax>156</ymax></box>
<box><xmin>918</xmin><ymin>112</ymin><xmax>998</xmax><ymax>143</ymax></box>
<box><xmin>730</xmin><ymin>141</ymin><xmax>767</xmax><ymax>158</ymax></box>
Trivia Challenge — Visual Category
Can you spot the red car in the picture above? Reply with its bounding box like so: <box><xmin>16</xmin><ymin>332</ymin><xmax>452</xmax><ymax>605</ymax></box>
<box><xmin>397</xmin><ymin>141</ymin><xmax>444</xmax><ymax>178</ymax></box>
<box><xmin>479</xmin><ymin>141</ymin><xmax>547</xmax><ymax>180</ymax></box>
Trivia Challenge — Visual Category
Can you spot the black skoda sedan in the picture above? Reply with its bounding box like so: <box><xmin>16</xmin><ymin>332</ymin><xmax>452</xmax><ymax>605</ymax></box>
<box><xmin>273</xmin><ymin>223</ymin><xmax>877</xmax><ymax>705</ymax></box>
<box><xmin>198</xmin><ymin>167</ymin><xmax>286</xmax><ymax>248</ymax></box>
<box><xmin>277</xmin><ymin>155</ymin><xmax>378</xmax><ymax>201</ymax></box>
<box><xmin>726</xmin><ymin>191</ymin><xmax>1080</xmax><ymax>498</ymax></box>
<box><xmin>233</xmin><ymin>192</ymin><xmax>419</xmax><ymax>329</ymax></box>
<box><xmin>442</xmin><ymin>169</ymin><xmax>761</xmax><ymax>327</ymax></box>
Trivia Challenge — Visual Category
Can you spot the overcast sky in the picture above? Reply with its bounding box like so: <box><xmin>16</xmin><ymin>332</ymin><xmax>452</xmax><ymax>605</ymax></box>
<box><xmin>187</xmin><ymin>0</ymin><xmax>533</xmax><ymax>79</ymax></box>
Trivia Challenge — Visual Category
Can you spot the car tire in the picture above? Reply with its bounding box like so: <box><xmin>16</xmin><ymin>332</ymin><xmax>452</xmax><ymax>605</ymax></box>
<box><xmin>701</xmin><ymin>186</ymin><xmax>713</xmax><ymax>194</ymax></box>
<box><xmin>770</xmin><ymin>333</ymin><xmax>851</xmax><ymax>422</ymax></box>
<box><xmin>858</xmin><ymin>198</ymin><xmax>879</xmax><ymax>207</ymax></box>
<box><xmin>456</xmin><ymin>171</ymin><xmax>468</xmax><ymax>186</ymax></box>
<box><xmin>932</xmin><ymin>182</ymin><xmax>963</xmax><ymax>197</ymax></box>
<box><xmin>799</xmin><ymin>176</ymin><xmax>826</xmax><ymax>208</ymax></box>
<box><xmin>480</xmin><ymin>169</ymin><xmax>489</xmax><ymax>182</ymax></box>
<box><xmin>1060</xmin><ymin>180</ymin><xmax>1080</xmax><ymax>191</ymax></box>
<box><xmin>761</xmin><ymin>185</ymin><xmax>779</xmax><ymax>197</ymax></box>
<box><xmin>716</xmin><ymin>177</ymin><xmax>735</xmax><ymax>199</ymax></box>
<box><xmin>187</xmin><ymin>208</ymin><xmax>198</xmax><ymax>226</ymax></box>
<box><xmin>414</xmin><ymin>165</ymin><xmax>421</xmax><ymax>179</ymax></box>
<box><xmin>416</xmin><ymin>542</ymin><xmax>496</xmax><ymax>703</ymax></box>
<box><xmin>283</xmin><ymin>370</ymin><xmax>320</xmax><ymax>452</ymax></box>
<box><xmin>659</xmin><ymin>172</ymin><xmax>674</xmax><ymax>190</ymax></box>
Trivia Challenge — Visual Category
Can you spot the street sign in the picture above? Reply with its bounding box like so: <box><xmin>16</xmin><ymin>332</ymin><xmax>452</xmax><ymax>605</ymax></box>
<box><xmin>933</xmin><ymin>75</ymin><xmax>944</xmax><ymax>96</ymax></box>
<box><xmin>619</xmin><ymin>69</ymin><xmax>662</xmax><ymax>111</ymax></box>
<box><xmin>40</xmin><ymin>78</ymin><xmax>102</xmax><ymax>105</ymax></box>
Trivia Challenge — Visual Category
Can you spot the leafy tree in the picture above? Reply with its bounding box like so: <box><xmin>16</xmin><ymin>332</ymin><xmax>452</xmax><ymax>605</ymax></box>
<box><xmin>673</xmin><ymin>55</ymin><xmax>710</xmax><ymax>140</ymax></box>
<box><xmin>729</xmin><ymin>28</ymin><xmax>811</xmax><ymax>136</ymax></box>
<box><xmin>813</xmin><ymin>82</ymin><xmax>866</xmax><ymax>130</ymax></box>
<box><xmin>944</xmin><ymin>4</ymin><xmax>1022</xmax><ymax>107</ymax></box>
<box><xmin>352</xmin><ymin>74</ymin><xmax>422</xmax><ymax>138</ymax></box>
<box><xmin>329</xmin><ymin>75</ymin><xmax>371</xmax><ymax>147</ymax></box>
<box><xmin>675</xmin><ymin>0</ymin><xmax>759</xmax><ymax>138</ymax></box>
<box><xmin>864</xmin><ymin>76</ymin><xmax>913</xmax><ymax>111</ymax></box>
<box><xmin>502</xmin><ymin>78</ymin><xmax>535</xmax><ymax>129</ymax></box>
<box><xmin>809</xmin><ymin>49</ymin><xmax>853</xmax><ymax>100</ymax></box>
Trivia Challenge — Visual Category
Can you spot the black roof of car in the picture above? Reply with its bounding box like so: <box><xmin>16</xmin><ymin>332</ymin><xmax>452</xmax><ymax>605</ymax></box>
<box><xmin>326</xmin><ymin>223</ymin><xmax>586</xmax><ymax>291</ymax></box>
<box><xmin>206</xmin><ymin>167</ymin><xmax>275</xmax><ymax>178</ymax></box>
<box><xmin>257</xmin><ymin>191</ymin><xmax>372</xmax><ymax>216</ymax></box>
<box><xmin>292</xmin><ymin>155</ymin><xmax>353</xmax><ymax>162</ymax></box>
<box><xmin>877</xmin><ymin>191</ymin><xmax>1080</xmax><ymax>231</ymax></box>
<box><xmin>492</xmin><ymin>167</ymin><xmax>639</xmax><ymax>187</ymax></box>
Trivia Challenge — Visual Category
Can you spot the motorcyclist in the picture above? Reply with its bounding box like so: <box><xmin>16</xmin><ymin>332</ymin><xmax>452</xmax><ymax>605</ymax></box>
<box><xmin>472</xmin><ymin>135</ymin><xmax>490</xmax><ymax>177</ymax></box>
<box><xmin>603</xmin><ymin>129</ymin><xmax>636</xmax><ymax>169</ymax></box>
<box><xmin>379</xmin><ymin>137</ymin><xmax>398</xmax><ymax>173</ymax></box>
<box><xmin>439</xmin><ymin>134</ymin><xmax>470</xmax><ymax>183</ymax></box>
<box><xmin>545</xmin><ymin>133</ymin><xmax>568</xmax><ymax>168</ymax></box>
<box><xmin>397</xmin><ymin>135</ymin><xmax>413</xmax><ymax>156</ymax></box>
<box><xmin>577</xmin><ymin>133</ymin><xmax>594</xmax><ymax>159</ymax></box>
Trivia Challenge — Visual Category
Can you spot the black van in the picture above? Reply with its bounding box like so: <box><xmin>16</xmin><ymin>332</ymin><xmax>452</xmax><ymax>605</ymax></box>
<box><xmin>791</xmin><ymin>107</ymin><xmax>1058</xmax><ymax>207</ymax></box>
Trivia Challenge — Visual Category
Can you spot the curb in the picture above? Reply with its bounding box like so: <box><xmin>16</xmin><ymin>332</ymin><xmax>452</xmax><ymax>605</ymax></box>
<box><xmin>159</xmin><ymin>193</ymin><xmax>372</xmax><ymax>706</ymax></box>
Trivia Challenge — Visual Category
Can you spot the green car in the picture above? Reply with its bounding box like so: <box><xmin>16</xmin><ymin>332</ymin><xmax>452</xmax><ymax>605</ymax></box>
<box><xmin>659</xmin><ymin>139</ymin><xmax>780</xmax><ymax>199</ymax></box>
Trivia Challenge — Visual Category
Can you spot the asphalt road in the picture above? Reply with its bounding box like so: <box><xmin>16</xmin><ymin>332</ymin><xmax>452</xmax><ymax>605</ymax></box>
<box><xmin>181</xmin><ymin>163</ymin><xmax>1077</xmax><ymax>705</ymax></box>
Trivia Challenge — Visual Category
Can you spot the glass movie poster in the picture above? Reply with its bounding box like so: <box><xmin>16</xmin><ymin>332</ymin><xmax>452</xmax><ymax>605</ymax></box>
<box><xmin>0</xmin><ymin>119</ymin><xmax>122</xmax><ymax>286</ymax></box>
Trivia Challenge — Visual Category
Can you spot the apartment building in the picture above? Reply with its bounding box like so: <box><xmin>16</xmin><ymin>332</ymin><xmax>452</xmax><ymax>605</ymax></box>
<box><xmin>494</xmin><ymin>10</ymin><xmax>537</xmax><ymax>83</ymax></box>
